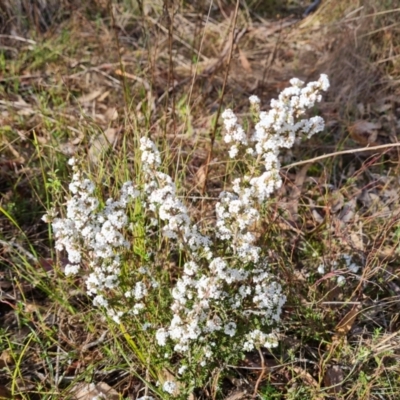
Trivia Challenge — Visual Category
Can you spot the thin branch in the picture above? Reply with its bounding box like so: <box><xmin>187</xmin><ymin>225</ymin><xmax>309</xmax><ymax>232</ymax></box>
<box><xmin>0</xmin><ymin>239</ymin><xmax>37</xmax><ymax>262</ymax></box>
<box><xmin>253</xmin><ymin>347</ymin><xmax>266</xmax><ymax>398</ymax></box>
<box><xmin>283</xmin><ymin>142</ymin><xmax>400</xmax><ymax>170</ymax></box>
<box><xmin>0</xmin><ymin>34</ymin><xmax>36</xmax><ymax>45</ymax></box>
<box><xmin>201</xmin><ymin>0</ymin><xmax>241</xmax><ymax>194</ymax></box>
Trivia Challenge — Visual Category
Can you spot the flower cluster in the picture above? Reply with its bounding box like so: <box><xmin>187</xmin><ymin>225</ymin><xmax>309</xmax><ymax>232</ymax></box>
<box><xmin>140</xmin><ymin>138</ymin><xmax>212</xmax><ymax>260</ymax></box>
<box><xmin>43</xmin><ymin>158</ymin><xmax>140</xmax><ymax>322</ymax></box>
<box><xmin>44</xmin><ymin>74</ymin><xmax>329</xmax><ymax>388</ymax></box>
<box><xmin>222</xmin><ymin>75</ymin><xmax>329</xmax><ymax>162</ymax></box>
<box><xmin>140</xmin><ymin>141</ymin><xmax>287</xmax><ymax>362</ymax></box>
<box><xmin>216</xmin><ymin>74</ymin><xmax>330</xmax><ymax>266</ymax></box>
<box><xmin>317</xmin><ymin>253</ymin><xmax>362</xmax><ymax>286</ymax></box>
<box><xmin>221</xmin><ymin>108</ymin><xmax>248</xmax><ymax>158</ymax></box>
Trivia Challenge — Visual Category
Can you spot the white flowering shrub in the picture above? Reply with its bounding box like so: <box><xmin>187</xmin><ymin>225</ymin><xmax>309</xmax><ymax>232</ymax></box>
<box><xmin>43</xmin><ymin>74</ymin><xmax>329</xmax><ymax>396</ymax></box>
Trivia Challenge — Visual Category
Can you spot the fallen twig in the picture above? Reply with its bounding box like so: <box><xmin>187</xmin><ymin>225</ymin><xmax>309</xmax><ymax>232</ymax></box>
<box><xmin>284</xmin><ymin>142</ymin><xmax>400</xmax><ymax>170</ymax></box>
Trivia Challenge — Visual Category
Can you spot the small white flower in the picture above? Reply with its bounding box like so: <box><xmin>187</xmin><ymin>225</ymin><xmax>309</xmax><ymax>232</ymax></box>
<box><xmin>337</xmin><ymin>275</ymin><xmax>346</xmax><ymax>286</ymax></box>
<box><xmin>138</xmin><ymin>266</ymin><xmax>148</xmax><ymax>274</ymax></box>
<box><xmin>343</xmin><ymin>254</ymin><xmax>360</xmax><ymax>273</ymax></box>
<box><xmin>142</xmin><ymin>322</ymin><xmax>152</xmax><ymax>331</ymax></box>
<box><xmin>162</xmin><ymin>381</ymin><xmax>176</xmax><ymax>394</ymax></box>
<box><xmin>156</xmin><ymin>328</ymin><xmax>169</xmax><ymax>346</ymax></box>
<box><xmin>178</xmin><ymin>365</ymin><xmax>187</xmax><ymax>375</ymax></box>
<box><xmin>133</xmin><ymin>303</ymin><xmax>145</xmax><ymax>314</ymax></box>
<box><xmin>42</xmin><ymin>208</ymin><xmax>58</xmax><ymax>223</ymax></box>
<box><xmin>249</xmin><ymin>95</ymin><xmax>260</xmax><ymax>104</ymax></box>
<box><xmin>319</xmin><ymin>73</ymin><xmax>330</xmax><ymax>91</ymax></box>
<box><xmin>134</xmin><ymin>282</ymin><xmax>148</xmax><ymax>300</ymax></box>
<box><xmin>65</xmin><ymin>264</ymin><xmax>80</xmax><ymax>275</ymax></box>
<box><xmin>93</xmin><ymin>295</ymin><xmax>108</xmax><ymax>308</ymax></box>
<box><xmin>183</xmin><ymin>261</ymin><xmax>198</xmax><ymax>276</ymax></box>
<box><xmin>224</xmin><ymin>322</ymin><xmax>237</xmax><ymax>337</ymax></box>
<box><xmin>229</xmin><ymin>145</ymin><xmax>239</xmax><ymax>158</ymax></box>
<box><xmin>317</xmin><ymin>264</ymin><xmax>325</xmax><ymax>274</ymax></box>
<box><xmin>348</xmin><ymin>263</ymin><xmax>360</xmax><ymax>273</ymax></box>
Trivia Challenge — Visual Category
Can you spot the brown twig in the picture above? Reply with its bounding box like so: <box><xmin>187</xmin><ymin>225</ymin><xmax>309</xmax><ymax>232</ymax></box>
<box><xmin>0</xmin><ymin>34</ymin><xmax>36</xmax><ymax>45</ymax></box>
<box><xmin>146</xmin><ymin>16</ymin><xmax>210</xmax><ymax>61</ymax></box>
<box><xmin>187</xmin><ymin>0</ymin><xmax>213</xmax><ymax>108</ymax></box>
<box><xmin>164</xmin><ymin>0</ymin><xmax>177</xmax><ymax>139</ymax></box>
<box><xmin>253</xmin><ymin>347</ymin><xmax>266</xmax><ymax>398</ymax></box>
<box><xmin>283</xmin><ymin>142</ymin><xmax>400</xmax><ymax>170</ymax></box>
<box><xmin>261</xmin><ymin>19</ymin><xmax>286</xmax><ymax>88</ymax></box>
<box><xmin>108</xmin><ymin>0</ymin><xmax>130</xmax><ymax>111</ymax></box>
<box><xmin>201</xmin><ymin>0</ymin><xmax>241</xmax><ymax>194</ymax></box>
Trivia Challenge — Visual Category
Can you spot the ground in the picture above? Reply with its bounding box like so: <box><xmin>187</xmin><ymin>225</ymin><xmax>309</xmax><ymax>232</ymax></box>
<box><xmin>1</xmin><ymin>0</ymin><xmax>400</xmax><ymax>399</ymax></box>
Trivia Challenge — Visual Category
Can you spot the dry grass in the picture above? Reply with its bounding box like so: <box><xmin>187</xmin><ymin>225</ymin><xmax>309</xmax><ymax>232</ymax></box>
<box><xmin>1</xmin><ymin>0</ymin><xmax>400</xmax><ymax>399</ymax></box>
